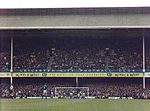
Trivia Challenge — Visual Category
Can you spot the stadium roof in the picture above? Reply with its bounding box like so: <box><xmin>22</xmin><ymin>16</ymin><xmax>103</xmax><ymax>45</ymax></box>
<box><xmin>0</xmin><ymin>7</ymin><xmax>150</xmax><ymax>29</ymax></box>
<box><xmin>0</xmin><ymin>7</ymin><xmax>150</xmax><ymax>15</ymax></box>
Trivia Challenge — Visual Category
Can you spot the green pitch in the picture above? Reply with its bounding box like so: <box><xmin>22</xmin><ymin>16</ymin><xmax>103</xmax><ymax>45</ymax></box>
<box><xmin>0</xmin><ymin>99</ymin><xmax>150</xmax><ymax>111</ymax></box>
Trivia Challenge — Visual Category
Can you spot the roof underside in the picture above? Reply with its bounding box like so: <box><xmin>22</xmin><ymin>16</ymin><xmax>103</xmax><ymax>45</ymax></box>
<box><xmin>0</xmin><ymin>29</ymin><xmax>150</xmax><ymax>38</ymax></box>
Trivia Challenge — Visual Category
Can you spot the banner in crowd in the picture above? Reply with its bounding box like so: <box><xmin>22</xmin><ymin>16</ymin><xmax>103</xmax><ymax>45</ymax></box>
<box><xmin>11</xmin><ymin>72</ymin><xmax>143</xmax><ymax>77</ymax></box>
<box><xmin>144</xmin><ymin>72</ymin><xmax>150</xmax><ymax>77</ymax></box>
<box><xmin>0</xmin><ymin>72</ymin><xmax>11</xmax><ymax>77</ymax></box>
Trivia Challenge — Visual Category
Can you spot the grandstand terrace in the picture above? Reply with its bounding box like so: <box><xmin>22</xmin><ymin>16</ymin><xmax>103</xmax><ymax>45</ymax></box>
<box><xmin>0</xmin><ymin>29</ymin><xmax>150</xmax><ymax>71</ymax></box>
<box><xmin>0</xmin><ymin>28</ymin><xmax>150</xmax><ymax>99</ymax></box>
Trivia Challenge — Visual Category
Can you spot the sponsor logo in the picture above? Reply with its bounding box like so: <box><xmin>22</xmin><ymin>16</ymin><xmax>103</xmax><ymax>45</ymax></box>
<box><xmin>107</xmin><ymin>72</ymin><xmax>112</xmax><ymax>77</ymax></box>
<box><xmin>42</xmin><ymin>73</ymin><xmax>47</xmax><ymax>77</ymax></box>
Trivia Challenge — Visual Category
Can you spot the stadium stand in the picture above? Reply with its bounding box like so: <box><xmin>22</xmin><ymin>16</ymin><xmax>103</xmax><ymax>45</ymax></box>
<box><xmin>0</xmin><ymin>36</ymin><xmax>144</xmax><ymax>71</ymax></box>
<box><xmin>1</xmin><ymin>35</ymin><xmax>150</xmax><ymax>71</ymax></box>
<box><xmin>0</xmin><ymin>30</ymin><xmax>150</xmax><ymax>99</ymax></box>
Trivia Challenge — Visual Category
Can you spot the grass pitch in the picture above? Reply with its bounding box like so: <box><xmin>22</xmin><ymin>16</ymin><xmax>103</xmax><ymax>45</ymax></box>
<box><xmin>0</xmin><ymin>99</ymin><xmax>150</xmax><ymax>111</ymax></box>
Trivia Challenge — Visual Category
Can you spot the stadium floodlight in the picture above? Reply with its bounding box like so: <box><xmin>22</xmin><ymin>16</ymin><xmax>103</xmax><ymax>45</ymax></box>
<box><xmin>54</xmin><ymin>87</ymin><xmax>89</xmax><ymax>99</ymax></box>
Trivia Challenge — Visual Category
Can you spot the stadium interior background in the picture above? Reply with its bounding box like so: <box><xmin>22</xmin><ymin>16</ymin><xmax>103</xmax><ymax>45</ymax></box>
<box><xmin>0</xmin><ymin>8</ymin><xmax>150</xmax><ymax>99</ymax></box>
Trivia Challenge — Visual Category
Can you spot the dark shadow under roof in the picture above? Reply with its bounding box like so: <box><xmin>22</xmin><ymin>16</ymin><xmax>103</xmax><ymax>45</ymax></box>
<box><xmin>0</xmin><ymin>28</ymin><xmax>150</xmax><ymax>38</ymax></box>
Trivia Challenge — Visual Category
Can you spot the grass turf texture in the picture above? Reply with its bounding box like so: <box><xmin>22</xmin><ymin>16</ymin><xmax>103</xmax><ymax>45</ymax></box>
<box><xmin>0</xmin><ymin>99</ymin><xmax>150</xmax><ymax>111</ymax></box>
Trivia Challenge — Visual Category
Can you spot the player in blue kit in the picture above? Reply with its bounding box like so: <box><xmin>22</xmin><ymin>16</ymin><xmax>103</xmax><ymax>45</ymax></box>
<box><xmin>42</xmin><ymin>84</ymin><xmax>48</xmax><ymax>99</ymax></box>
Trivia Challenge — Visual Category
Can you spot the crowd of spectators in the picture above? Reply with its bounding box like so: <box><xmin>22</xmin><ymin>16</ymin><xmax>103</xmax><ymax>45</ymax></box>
<box><xmin>0</xmin><ymin>78</ymin><xmax>150</xmax><ymax>99</ymax></box>
<box><xmin>146</xmin><ymin>50</ymin><xmax>150</xmax><ymax>70</ymax></box>
<box><xmin>13</xmin><ymin>50</ymin><xmax>49</xmax><ymax>70</ymax></box>
<box><xmin>0</xmin><ymin>37</ymin><xmax>150</xmax><ymax>71</ymax></box>
<box><xmin>0</xmin><ymin>52</ymin><xmax>10</xmax><ymax>71</ymax></box>
<box><xmin>0</xmin><ymin>82</ymin><xmax>9</xmax><ymax>97</ymax></box>
<box><xmin>0</xmin><ymin>48</ymin><xmax>146</xmax><ymax>71</ymax></box>
<box><xmin>50</xmin><ymin>48</ymin><xmax>142</xmax><ymax>70</ymax></box>
<box><xmin>87</xmin><ymin>82</ymin><xmax>150</xmax><ymax>99</ymax></box>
